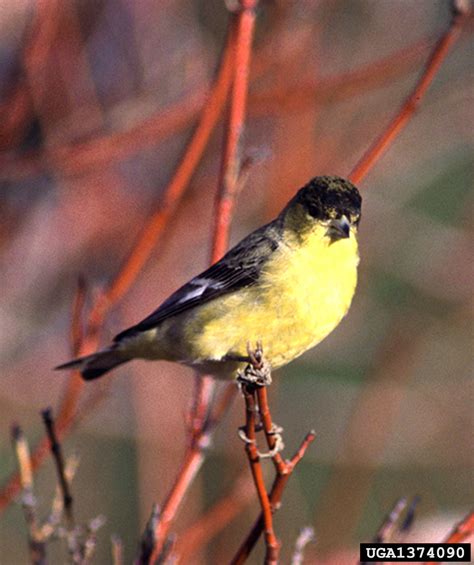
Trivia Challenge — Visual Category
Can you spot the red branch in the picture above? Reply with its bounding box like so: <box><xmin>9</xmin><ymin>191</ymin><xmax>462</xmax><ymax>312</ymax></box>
<box><xmin>233</xmin><ymin>386</ymin><xmax>316</xmax><ymax>563</ymax></box>
<box><xmin>211</xmin><ymin>0</ymin><xmax>258</xmax><ymax>261</ymax></box>
<box><xmin>0</xmin><ymin>4</ymin><xmax>234</xmax><ymax>513</ymax></box>
<box><xmin>149</xmin><ymin>2</ymin><xmax>259</xmax><ymax>560</ymax></box>
<box><xmin>0</xmin><ymin>33</ymin><xmax>431</xmax><ymax>181</ymax></box>
<box><xmin>231</xmin><ymin>347</ymin><xmax>316</xmax><ymax>564</ymax></box>
<box><xmin>349</xmin><ymin>1</ymin><xmax>470</xmax><ymax>185</ymax></box>
<box><xmin>241</xmin><ymin>385</ymin><xmax>280</xmax><ymax>564</ymax></box>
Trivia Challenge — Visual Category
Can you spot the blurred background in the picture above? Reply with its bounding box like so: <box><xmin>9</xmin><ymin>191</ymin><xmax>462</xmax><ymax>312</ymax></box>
<box><xmin>0</xmin><ymin>0</ymin><xmax>472</xmax><ymax>563</ymax></box>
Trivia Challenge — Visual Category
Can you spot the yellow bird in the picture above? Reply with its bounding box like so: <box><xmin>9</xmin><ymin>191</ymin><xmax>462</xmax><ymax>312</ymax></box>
<box><xmin>56</xmin><ymin>176</ymin><xmax>361</xmax><ymax>381</ymax></box>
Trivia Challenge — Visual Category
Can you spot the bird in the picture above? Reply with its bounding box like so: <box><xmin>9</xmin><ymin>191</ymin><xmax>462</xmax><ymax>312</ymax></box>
<box><xmin>56</xmin><ymin>175</ymin><xmax>362</xmax><ymax>382</ymax></box>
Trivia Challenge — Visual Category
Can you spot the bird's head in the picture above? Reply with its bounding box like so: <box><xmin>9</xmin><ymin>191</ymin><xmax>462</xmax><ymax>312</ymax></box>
<box><xmin>285</xmin><ymin>176</ymin><xmax>362</xmax><ymax>242</ymax></box>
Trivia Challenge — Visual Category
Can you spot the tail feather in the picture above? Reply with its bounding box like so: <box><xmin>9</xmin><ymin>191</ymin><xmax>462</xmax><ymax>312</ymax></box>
<box><xmin>55</xmin><ymin>347</ymin><xmax>129</xmax><ymax>381</ymax></box>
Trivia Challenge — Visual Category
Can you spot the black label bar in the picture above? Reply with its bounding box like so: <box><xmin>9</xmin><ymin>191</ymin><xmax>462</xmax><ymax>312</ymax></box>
<box><xmin>360</xmin><ymin>543</ymin><xmax>471</xmax><ymax>562</ymax></box>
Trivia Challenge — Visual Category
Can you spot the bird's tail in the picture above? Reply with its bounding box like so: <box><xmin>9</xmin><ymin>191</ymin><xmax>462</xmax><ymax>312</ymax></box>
<box><xmin>55</xmin><ymin>346</ymin><xmax>129</xmax><ymax>381</ymax></box>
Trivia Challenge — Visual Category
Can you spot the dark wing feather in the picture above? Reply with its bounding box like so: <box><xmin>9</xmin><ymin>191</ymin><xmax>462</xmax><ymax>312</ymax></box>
<box><xmin>114</xmin><ymin>224</ymin><xmax>281</xmax><ymax>341</ymax></box>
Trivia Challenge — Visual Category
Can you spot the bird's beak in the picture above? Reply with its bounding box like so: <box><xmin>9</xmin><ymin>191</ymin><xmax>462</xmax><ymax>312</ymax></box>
<box><xmin>327</xmin><ymin>215</ymin><xmax>351</xmax><ymax>240</ymax></box>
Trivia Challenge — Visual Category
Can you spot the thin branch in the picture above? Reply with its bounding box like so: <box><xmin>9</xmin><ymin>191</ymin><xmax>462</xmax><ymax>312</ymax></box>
<box><xmin>241</xmin><ymin>383</ymin><xmax>280</xmax><ymax>564</ymax></box>
<box><xmin>231</xmin><ymin>427</ymin><xmax>316</xmax><ymax>565</ymax></box>
<box><xmin>81</xmin><ymin>515</ymin><xmax>107</xmax><ymax>564</ymax></box>
<box><xmin>39</xmin><ymin>453</ymin><xmax>80</xmax><ymax>540</ymax></box>
<box><xmin>11</xmin><ymin>425</ymin><xmax>34</xmax><ymax>493</ymax></box>
<box><xmin>349</xmin><ymin>0</ymin><xmax>471</xmax><ymax>185</ymax></box>
<box><xmin>136</xmin><ymin>504</ymin><xmax>160</xmax><ymax>565</ymax></box>
<box><xmin>232</xmin><ymin>345</ymin><xmax>316</xmax><ymax>564</ymax></box>
<box><xmin>373</xmin><ymin>497</ymin><xmax>408</xmax><ymax>544</ymax></box>
<box><xmin>11</xmin><ymin>425</ymin><xmax>46</xmax><ymax>565</ymax></box>
<box><xmin>399</xmin><ymin>495</ymin><xmax>420</xmax><ymax>537</ymax></box>
<box><xmin>211</xmin><ymin>0</ymin><xmax>258</xmax><ymax>260</ymax></box>
<box><xmin>359</xmin><ymin>496</ymin><xmax>422</xmax><ymax>565</ymax></box>
<box><xmin>41</xmin><ymin>408</ymin><xmax>74</xmax><ymax>527</ymax></box>
<box><xmin>256</xmin><ymin>386</ymin><xmax>286</xmax><ymax>474</ymax></box>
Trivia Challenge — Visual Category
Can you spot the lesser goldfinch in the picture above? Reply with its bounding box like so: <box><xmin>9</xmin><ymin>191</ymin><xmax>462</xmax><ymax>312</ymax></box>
<box><xmin>56</xmin><ymin>176</ymin><xmax>361</xmax><ymax>381</ymax></box>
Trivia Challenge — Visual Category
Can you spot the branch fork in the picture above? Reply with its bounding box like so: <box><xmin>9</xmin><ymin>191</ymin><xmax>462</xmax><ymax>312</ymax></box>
<box><xmin>234</xmin><ymin>345</ymin><xmax>316</xmax><ymax>564</ymax></box>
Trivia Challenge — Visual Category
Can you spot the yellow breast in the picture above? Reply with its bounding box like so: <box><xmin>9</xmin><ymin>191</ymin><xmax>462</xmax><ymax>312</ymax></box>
<box><xmin>193</xmin><ymin>223</ymin><xmax>359</xmax><ymax>369</ymax></box>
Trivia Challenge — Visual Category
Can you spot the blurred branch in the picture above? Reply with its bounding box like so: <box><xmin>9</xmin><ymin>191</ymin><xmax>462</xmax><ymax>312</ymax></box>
<box><xmin>0</xmin><ymin>0</ymin><xmax>236</xmax><ymax>516</ymax></box>
<box><xmin>423</xmin><ymin>510</ymin><xmax>474</xmax><ymax>565</ymax></box>
<box><xmin>441</xmin><ymin>510</ymin><xmax>474</xmax><ymax>544</ymax></box>
<box><xmin>425</xmin><ymin>512</ymin><xmax>474</xmax><ymax>565</ymax></box>
<box><xmin>11</xmin><ymin>425</ymin><xmax>45</xmax><ymax>565</ymax></box>
<box><xmin>39</xmin><ymin>453</ymin><xmax>80</xmax><ymax>541</ymax></box>
<box><xmin>372</xmin><ymin>497</ymin><xmax>408</xmax><ymax>544</ymax></box>
<box><xmin>211</xmin><ymin>0</ymin><xmax>259</xmax><ymax>261</ymax></box>
<box><xmin>349</xmin><ymin>0</ymin><xmax>471</xmax><ymax>185</ymax></box>
<box><xmin>360</xmin><ymin>496</ymin><xmax>420</xmax><ymax>565</ymax></box>
<box><xmin>150</xmin><ymin>1</ymin><xmax>259</xmax><ymax>560</ymax></box>
<box><xmin>111</xmin><ymin>535</ymin><xmax>123</xmax><ymax>565</ymax></box>
<box><xmin>41</xmin><ymin>408</ymin><xmax>74</xmax><ymax>527</ymax></box>
<box><xmin>251</xmin><ymin>36</ymin><xmax>430</xmax><ymax>114</ymax></box>
<box><xmin>0</xmin><ymin>0</ymin><xmax>62</xmax><ymax>151</ymax></box>
<box><xmin>0</xmin><ymin>32</ymin><xmax>432</xmax><ymax>180</ymax></box>
<box><xmin>291</xmin><ymin>527</ymin><xmax>315</xmax><ymax>565</ymax></box>
<box><xmin>11</xmin><ymin>415</ymin><xmax>98</xmax><ymax>565</ymax></box>
<box><xmin>231</xmin><ymin>345</ymin><xmax>316</xmax><ymax>564</ymax></box>
<box><xmin>176</xmin><ymin>475</ymin><xmax>254</xmax><ymax>563</ymax></box>
<box><xmin>137</xmin><ymin>504</ymin><xmax>160</xmax><ymax>565</ymax></box>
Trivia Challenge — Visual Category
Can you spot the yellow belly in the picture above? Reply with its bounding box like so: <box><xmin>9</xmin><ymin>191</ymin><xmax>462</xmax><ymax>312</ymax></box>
<box><xmin>126</xmin><ymin>224</ymin><xmax>359</xmax><ymax>377</ymax></box>
<box><xmin>187</xmin><ymin>225</ymin><xmax>359</xmax><ymax>370</ymax></box>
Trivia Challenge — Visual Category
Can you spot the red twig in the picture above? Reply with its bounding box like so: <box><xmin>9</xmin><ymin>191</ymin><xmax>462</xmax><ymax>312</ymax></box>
<box><xmin>442</xmin><ymin>511</ymin><xmax>474</xmax><ymax>544</ymax></box>
<box><xmin>349</xmin><ymin>0</ymin><xmax>471</xmax><ymax>185</ymax></box>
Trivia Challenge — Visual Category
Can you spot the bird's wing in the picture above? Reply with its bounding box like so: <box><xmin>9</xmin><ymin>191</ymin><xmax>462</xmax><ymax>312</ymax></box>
<box><xmin>114</xmin><ymin>224</ymin><xmax>281</xmax><ymax>341</ymax></box>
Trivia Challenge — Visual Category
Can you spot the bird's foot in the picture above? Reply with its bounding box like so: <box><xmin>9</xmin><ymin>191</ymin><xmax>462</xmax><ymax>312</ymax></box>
<box><xmin>236</xmin><ymin>341</ymin><xmax>272</xmax><ymax>387</ymax></box>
